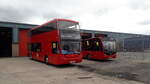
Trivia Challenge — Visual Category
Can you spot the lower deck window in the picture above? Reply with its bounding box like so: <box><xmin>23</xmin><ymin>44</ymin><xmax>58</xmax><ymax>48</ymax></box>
<box><xmin>31</xmin><ymin>43</ymin><xmax>41</xmax><ymax>52</ymax></box>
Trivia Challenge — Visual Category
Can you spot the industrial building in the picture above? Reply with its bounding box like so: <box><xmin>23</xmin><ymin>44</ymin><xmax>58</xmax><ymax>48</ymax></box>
<box><xmin>124</xmin><ymin>36</ymin><xmax>150</xmax><ymax>52</ymax></box>
<box><xmin>0</xmin><ymin>21</ymin><xmax>36</xmax><ymax>57</ymax></box>
<box><xmin>0</xmin><ymin>21</ymin><xmax>148</xmax><ymax>57</ymax></box>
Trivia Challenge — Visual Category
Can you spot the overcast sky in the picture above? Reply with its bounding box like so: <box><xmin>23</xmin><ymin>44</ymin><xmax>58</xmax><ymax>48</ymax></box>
<box><xmin>0</xmin><ymin>0</ymin><xmax>150</xmax><ymax>35</ymax></box>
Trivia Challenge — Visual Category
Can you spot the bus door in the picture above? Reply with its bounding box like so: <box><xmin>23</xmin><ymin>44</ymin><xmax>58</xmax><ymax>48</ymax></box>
<box><xmin>31</xmin><ymin>43</ymin><xmax>42</xmax><ymax>59</ymax></box>
<box><xmin>51</xmin><ymin>42</ymin><xmax>60</xmax><ymax>60</ymax></box>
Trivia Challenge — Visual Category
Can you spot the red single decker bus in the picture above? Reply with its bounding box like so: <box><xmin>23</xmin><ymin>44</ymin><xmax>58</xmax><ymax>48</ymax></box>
<box><xmin>82</xmin><ymin>37</ymin><xmax>117</xmax><ymax>60</ymax></box>
<box><xmin>30</xmin><ymin>19</ymin><xmax>82</xmax><ymax>65</ymax></box>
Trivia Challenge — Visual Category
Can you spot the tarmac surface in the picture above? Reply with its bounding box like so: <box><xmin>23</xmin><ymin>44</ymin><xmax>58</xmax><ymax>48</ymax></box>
<box><xmin>0</xmin><ymin>52</ymin><xmax>149</xmax><ymax>84</ymax></box>
<box><xmin>77</xmin><ymin>52</ymin><xmax>150</xmax><ymax>84</ymax></box>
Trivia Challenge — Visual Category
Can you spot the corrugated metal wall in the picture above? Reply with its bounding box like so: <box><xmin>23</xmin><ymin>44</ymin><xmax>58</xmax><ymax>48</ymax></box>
<box><xmin>123</xmin><ymin>37</ymin><xmax>150</xmax><ymax>52</ymax></box>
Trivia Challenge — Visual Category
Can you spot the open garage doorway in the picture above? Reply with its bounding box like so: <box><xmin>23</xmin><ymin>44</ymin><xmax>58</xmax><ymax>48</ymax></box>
<box><xmin>0</xmin><ymin>27</ymin><xmax>12</xmax><ymax>57</ymax></box>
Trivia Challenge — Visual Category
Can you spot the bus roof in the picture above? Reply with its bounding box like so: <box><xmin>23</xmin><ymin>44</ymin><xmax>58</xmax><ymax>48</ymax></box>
<box><xmin>31</xmin><ymin>19</ymin><xmax>79</xmax><ymax>31</ymax></box>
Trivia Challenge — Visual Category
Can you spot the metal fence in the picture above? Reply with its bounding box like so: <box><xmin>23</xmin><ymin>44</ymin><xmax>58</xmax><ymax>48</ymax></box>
<box><xmin>116</xmin><ymin>36</ymin><xmax>150</xmax><ymax>62</ymax></box>
<box><xmin>116</xmin><ymin>36</ymin><xmax>150</xmax><ymax>52</ymax></box>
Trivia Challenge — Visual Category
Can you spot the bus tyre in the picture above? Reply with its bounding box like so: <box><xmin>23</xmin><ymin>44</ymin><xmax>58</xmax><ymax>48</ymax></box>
<box><xmin>30</xmin><ymin>57</ymin><xmax>33</xmax><ymax>60</ymax></box>
<box><xmin>45</xmin><ymin>56</ymin><xmax>49</xmax><ymax>64</ymax></box>
<box><xmin>87</xmin><ymin>54</ymin><xmax>91</xmax><ymax>60</ymax></box>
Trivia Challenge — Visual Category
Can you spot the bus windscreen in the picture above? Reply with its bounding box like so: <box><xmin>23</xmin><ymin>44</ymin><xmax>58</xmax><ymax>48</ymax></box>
<box><xmin>57</xmin><ymin>20</ymin><xmax>81</xmax><ymax>54</ymax></box>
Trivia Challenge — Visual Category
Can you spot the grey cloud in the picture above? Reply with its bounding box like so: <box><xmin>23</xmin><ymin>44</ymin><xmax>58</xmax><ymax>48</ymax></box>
<box><xmin>0</xmin><ymin>6</ymin><xmax>67</xmax><ymax>23</ymax></box>
<box><xmin>129</xmin><ymin>0</ymin><xmax>150</xmax><ymax>10</ymax></box>
<box><xmin>0</xmin><ymin>0</ymin><xmax>150</xmax><ymax>35</ymax></box>
<box><xmin>139</xmin><ymin>20</ymin><xmax>150</xmax><ymax>25</ymax></box>
<box><xmin>95</xmin><ymin>8</ymin><xmax>110</xmax><ymax>16</ymax></box>
<box><xmin>42</xmin><ymin>11</ymin><xmax>72</xmax><ymax>20</ymax></box>
<box><xmin>0</xmin><ymin>6</ymin><xmax>37</xmax><ymax>23</ymax></box>
<box><xmin>0</xmin><ymin>0</ymin><xmax>81</xmax><ymax>23</ymax></box>
<box><xmin>0</xmin><ymin>0</ymin><xmax>107</xmax><ymax>23</ymax></box>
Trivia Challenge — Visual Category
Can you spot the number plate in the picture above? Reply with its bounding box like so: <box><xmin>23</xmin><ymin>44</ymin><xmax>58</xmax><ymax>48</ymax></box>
<box><xmin>70</xmin><ymin>61</ymin><xmax>76</xmax><ymax>63</ymax></box>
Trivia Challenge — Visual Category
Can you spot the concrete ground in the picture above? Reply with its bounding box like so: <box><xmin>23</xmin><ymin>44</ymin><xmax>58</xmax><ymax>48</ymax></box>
<box><xmin>0</xmin><ymin>56</ymin><xmax>144</xmax><ymax>84</ymax></box>
<box><xmin>77</xmin><ymin>52</ymin><xmax>150</xmax><ymax>84</ymax></box>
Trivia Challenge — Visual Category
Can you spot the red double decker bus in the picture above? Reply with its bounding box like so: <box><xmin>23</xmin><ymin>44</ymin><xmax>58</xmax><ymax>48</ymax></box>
<box><xmin>30</xmin><ymin>19</ymin><xmax>82</xmax><ymax>65</ymax></box>
<box><xmin>82</xmin><ymin>37</ymin><xmax>117</xmax><ymax>60</ymax></box>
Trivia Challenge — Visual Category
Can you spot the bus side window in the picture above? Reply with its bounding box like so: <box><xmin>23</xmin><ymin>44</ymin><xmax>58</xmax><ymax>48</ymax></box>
<box><xmin>96</xmin><ymin>41</ymin><xmax>99</xmax><ymax>46</ymax></box>
<box><xmin>86</xmin><ymin>41</ymin><xmax>89</xmax><ymax>46</ymax></box>
<box><xmin>31</xmin><ymin>43</ymin><xmax>41</xmax><ymax>52</ymax></box>
<box><xmin>52</xmin><ymin>42</ymin><xmax>59</xmax><ymax>54</ymax></box>
<box><xmin>94</xmin><ymin>41</ymin><xmax>102</xmax><ymax>51</ymax></box>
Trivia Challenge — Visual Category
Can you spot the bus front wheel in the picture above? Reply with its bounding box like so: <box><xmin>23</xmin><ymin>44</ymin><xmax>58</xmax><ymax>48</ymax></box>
<box><xmin>86</xmin><ymin>54</ymin><xmax>91</xmax><ymax>59</ymax></box>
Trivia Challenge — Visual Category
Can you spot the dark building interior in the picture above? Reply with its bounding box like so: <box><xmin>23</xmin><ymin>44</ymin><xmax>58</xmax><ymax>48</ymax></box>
<box><xmin>0</xmin><ymin>27</ymin><xmax>12</xmax><ymax>57</ymax></box>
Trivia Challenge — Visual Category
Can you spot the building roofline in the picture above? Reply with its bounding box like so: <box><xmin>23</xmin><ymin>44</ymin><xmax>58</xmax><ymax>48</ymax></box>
<box><xmin>0</xmin><ymin>21</ymin><xmax>149</xmax><ymax>36</ymax></box>
<box><xmin>81</xmin><ymin>29</ymin><xmax>149</xmax><ymax>36</ymax></box>
<box><xmin>0</xmin><ymin>21</ymin><xmax>38</xmax><ymax>29</ymax></box>
<box><xmin>0</xmin><ymin>21</ymin><xmax>38</xmax><ymax>26</ymax></box>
